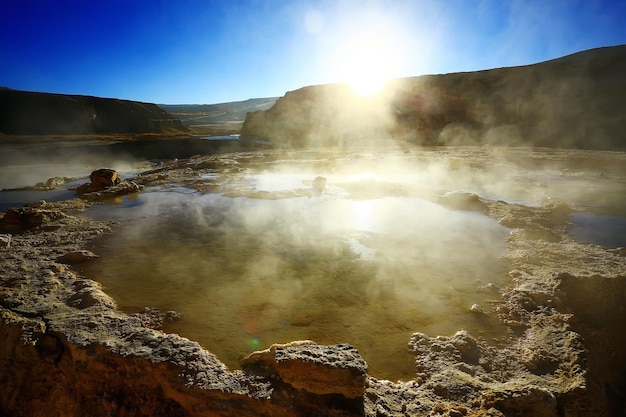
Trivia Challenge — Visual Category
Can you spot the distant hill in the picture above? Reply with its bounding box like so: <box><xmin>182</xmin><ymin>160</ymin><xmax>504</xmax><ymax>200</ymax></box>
<box><xmin>160</xmin><ymin>98</ymin><xmax>277</xmax><ymax>135</ymax></box>
<box><xmin>241</xmin><ymin>45</ymin><xmax>626</xmax><ymax>150</ymax></box>
<box><xmin>0</xmin><ymin>88</ymin><xmax>186</xmax><ymax>136</ymax></box>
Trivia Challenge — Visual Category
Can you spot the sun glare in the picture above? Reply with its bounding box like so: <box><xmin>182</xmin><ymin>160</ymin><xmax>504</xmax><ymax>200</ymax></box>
<box><xmin>337</xmin><ymin>27</ymin><xmax>402</xmax><ymax>97</ymax></box>
<box><xmin>351</xmin><ymin>200</ymin><xmax>376</xmax><ymax>231</ymax></box>
<box><xmin>346</xmin><ymin>172</ymin><xmax>382</xmax><ymax>182</ymax></box>
<box><xmin>346</xmin><ymin>53</ymin><xmax>390</xmax><ymax>96</ymax></box>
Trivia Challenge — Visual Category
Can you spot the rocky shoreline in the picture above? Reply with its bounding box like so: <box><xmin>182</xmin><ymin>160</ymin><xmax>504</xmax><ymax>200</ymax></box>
<box><xmin>1</xmin><ymin>147</ymin><xmax>626</xmax><ymax>416</ymax></box>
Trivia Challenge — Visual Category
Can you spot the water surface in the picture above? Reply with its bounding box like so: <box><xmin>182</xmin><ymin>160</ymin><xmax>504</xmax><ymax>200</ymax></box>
<box><xmin>570</xmin><ymin>212</ymin><xmax>626</xmax><ymax>248</ymax></box>
<box><xmin>80</xmin><ymin>184</ymin><xmax>511</xmax><ymax>381</ymax></box>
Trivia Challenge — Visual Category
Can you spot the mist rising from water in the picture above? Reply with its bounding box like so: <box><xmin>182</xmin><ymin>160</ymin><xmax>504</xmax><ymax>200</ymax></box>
<box><xmin>79</xmin><ymin>155</ymin><xmax>521</xmax><ymax>380</ymax></box>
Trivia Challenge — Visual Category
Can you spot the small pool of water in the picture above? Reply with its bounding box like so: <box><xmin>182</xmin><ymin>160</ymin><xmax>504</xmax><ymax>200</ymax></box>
<box><xmin>201</xmin><ymin>134</ymin><xmax>241</xmax><ymax>141</ymax></box>
<box><xmin>0</xmin><ymin>164</ymin><xmax>142</xmax><ymax>212</ymax></box>
<box><xmin>85</xmin><ymin>186</ymin><xmax>198</xmax><ymax>221</ymax></box>
<box><xmin>570</xmin><ymin>212</ymin><xmax>626</xmax><ymax>248</ymax></box>
<box><xmin>0</xmin><ymin>176</ymin><xmax>89</xmax><ymax>212</ymax></box>
<box><xmin>0</xmin><ymin>189</ymin><xmax>77</xmax><ymax>212</ymax></box>
<box><xmin>79</xmin><ymin>188</ymin><xmax>512</xmax><ymax>381</ymax></box>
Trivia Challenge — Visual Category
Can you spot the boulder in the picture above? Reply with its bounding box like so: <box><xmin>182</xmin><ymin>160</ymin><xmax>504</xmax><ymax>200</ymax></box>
<box><xmin>57</xmin><ymin>250</ymin><xmax>100</xmax><ymax>264</ymax></box>
<box><xmin>76</xmin><ymin>169</ymin><xmax>143</xmax><ymax>200</ymax></box>
<box><xmin>90</xmin><ymin>169</ymin><xmax>121</xmax><ymax>189</ymax></box>
<box><xmin>77</xmin><ymin>180</ymin><xmax>143</xmax><ymax>200</ymax></box>
<box><xmin>241</xmin><ymin>340</ymin><xmax>368</xmax><ymax>399</ymax></box>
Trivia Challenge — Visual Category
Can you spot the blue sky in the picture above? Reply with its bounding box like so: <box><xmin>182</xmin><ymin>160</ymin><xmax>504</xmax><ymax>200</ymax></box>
<box><xmin>2</xmin><ymin>0</ymin><xmax>625</xmax><ymax>104</ymax></box>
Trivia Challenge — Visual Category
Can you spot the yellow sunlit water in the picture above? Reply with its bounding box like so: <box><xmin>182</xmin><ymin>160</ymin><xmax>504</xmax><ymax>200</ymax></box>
<box><xmin>346</xmin><ymin>172</ymin><xmax>382</xmax><ymax>183</ymax></box>
<box><xmin>351</xmin><ymin>200</ymin><xmax>376</xmax><ymax>231</ymax></box>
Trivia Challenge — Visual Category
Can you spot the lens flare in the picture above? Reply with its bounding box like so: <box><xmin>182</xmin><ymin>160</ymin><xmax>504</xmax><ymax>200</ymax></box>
<box><xmin>247</xmin><ymin>337</ymin><xmax>261</xmax><ymax>352</ymax></box>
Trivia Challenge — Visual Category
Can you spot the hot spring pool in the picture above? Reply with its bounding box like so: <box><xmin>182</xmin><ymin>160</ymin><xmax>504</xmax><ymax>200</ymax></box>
<box><xmin>78</xmin><ymin>184</ymin><xmax>511</xmax><ymax>381</ymax></box>
<box><xmin>7</xmin><ymin>146</ymin><xmax>626</xmax><ymax>381</ymax></box>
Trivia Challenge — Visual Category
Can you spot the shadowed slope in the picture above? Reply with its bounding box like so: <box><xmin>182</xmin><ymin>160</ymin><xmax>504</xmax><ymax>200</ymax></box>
<box><xmin>0</xmin><ymin>88</ymin><xmax>185</xmax><ymax>136</ymax></box>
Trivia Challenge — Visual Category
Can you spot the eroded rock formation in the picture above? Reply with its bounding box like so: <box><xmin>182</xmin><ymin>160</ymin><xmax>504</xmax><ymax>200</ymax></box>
<box><xmin>242</xmin><ymin>341</ymin><xmax>368</xmax><ymax>399</ymax></box>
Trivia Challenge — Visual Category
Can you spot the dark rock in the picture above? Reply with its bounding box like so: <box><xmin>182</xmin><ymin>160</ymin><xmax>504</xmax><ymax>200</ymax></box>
<box><xmin>90</xmin><ymin>169</ymin><xmax>121</xmax><ymax>189</ymax></box>
<box><xmin>77</xmin><ymin>180</ymin><xmax>143</xmax><ymax>200</ymax></box>
<box><xmin>76</xmin><ymin>169</ymin><xmax>143</xmax><ymax>200</ymax></box>
<box><xmin>57</xmin><ymin>250</ymin><xmax>99</xmax><ymax>264</ymax></box>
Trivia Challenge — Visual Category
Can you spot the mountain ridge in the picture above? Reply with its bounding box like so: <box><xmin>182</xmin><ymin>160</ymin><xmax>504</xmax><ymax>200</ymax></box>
<box><xmin>241</xmin><ymin>44</ymin><xmax>626</xmax><ymax>150</ymax></box>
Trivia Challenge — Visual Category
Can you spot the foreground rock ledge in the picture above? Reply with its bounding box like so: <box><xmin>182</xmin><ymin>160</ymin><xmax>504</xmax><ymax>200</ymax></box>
<box><xmin>1</xmin><ymin>149</ymin><xmax>626</xmax><ymax>416</ymax></box>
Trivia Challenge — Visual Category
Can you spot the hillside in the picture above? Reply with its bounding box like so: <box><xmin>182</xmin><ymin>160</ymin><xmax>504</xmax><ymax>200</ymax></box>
<box><xmin>0</xmin><ymin>88</ymin><xmax>186</xmax><ymax>136</ymax></box>
<box><xmin>160</xmin><ymin>98</ymin><xmax>277</xmax><ymax>135</ymax></box>
<box><xmin>241</xmin><ymin>45</ymin><xmax>626</xmax><ymax>150</ymax></box>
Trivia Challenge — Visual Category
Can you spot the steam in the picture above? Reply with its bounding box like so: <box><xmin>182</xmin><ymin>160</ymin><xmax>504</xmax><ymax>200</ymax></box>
<box><xmin>77</xmin><ymin>153</ymin><xmax>515</xmax><ymax>378</ymax></box>
<box><xmin>66</xmin><ymin>146</ymin><xmax>626</xmax><ymax>381</ymax></box>
<box><xmin>0</xmin><ymin>141</ymin><xmax>145</xmax><ymax>190</ymax></box>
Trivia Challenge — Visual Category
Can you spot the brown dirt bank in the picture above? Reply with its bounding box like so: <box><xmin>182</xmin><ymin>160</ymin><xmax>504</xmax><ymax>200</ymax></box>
<box><xmin>1</xmin><ymin>147</ymin><xmax>626</xmax><ymax>416</ymax></box>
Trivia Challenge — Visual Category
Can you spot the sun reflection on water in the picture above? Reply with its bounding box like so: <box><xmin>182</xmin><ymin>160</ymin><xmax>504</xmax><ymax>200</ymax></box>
<box><xmin>351</xmin><ymin>199</ymin><xmax>377</xmax><ymax>231</ymax></box>
<box><xmin>346</xmin><ymin>172</ymin><xmax>382</xmax><ymax>183</ymax></box>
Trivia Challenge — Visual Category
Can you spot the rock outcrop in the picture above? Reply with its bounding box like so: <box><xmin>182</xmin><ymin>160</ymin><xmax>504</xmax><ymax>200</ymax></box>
<box><xmin>241</xmin><ymin>45</ymin><xmax>626</xmax><ymax>150</ymax></box>
<box><xmin>0</xmin><ymin>87</ymin><xmax>185</xmax><ymax>135</ymax></box>
<box><xmin>89</xmin><ymin>168</ymin><xmax>122</xmax><ymax>187</ymax></box>
<box><xmin>242</xmin><ymin>341</ymin><xmax>368</xmax><ymax>399</ymax></box>
<box><xmin>0</xmin><ymin>203</ymin><xmax>69</xmax><ymax>233</ymax></box>
<box><xmin>76</xmin><ymin>168</ymin><xmax>143</xmax><ymax>200</ymax></box>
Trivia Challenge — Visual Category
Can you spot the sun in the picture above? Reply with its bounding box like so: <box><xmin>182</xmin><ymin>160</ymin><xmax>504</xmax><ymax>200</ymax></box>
<box><xmin>338</xmin><ymin>32</ymin><xmax>400</xmax><ymax>97</ymax></box>
<box><xmin>344</xmin><ymin>47</ymin><xmax>390</xmax><ymax>96</ymax></box>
